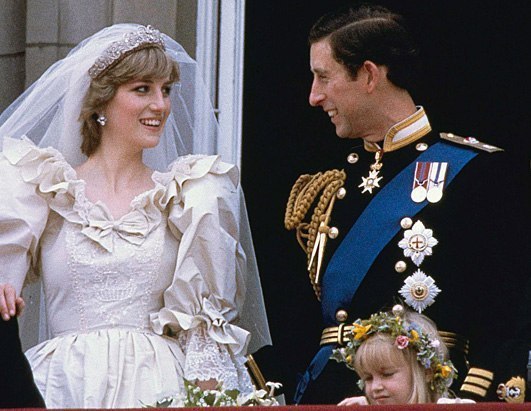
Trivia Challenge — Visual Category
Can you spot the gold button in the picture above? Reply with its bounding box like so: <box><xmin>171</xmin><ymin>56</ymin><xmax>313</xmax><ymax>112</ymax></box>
<box><xmin>336</xmin><ymin>187</ymin><xmax>346</xmax><ymax>199</ymax></box>
<box><xmin>347</xmin><ymin>153</ymin><xmax>359</xmax><ymax>164</ymax></box>
<box><xmin>328</xmin><ymin>227</ymin><xmax>339</xmax><ymax>239</ymax></box>
<box><xmin>394</xmin><ymin>260</ymin><xmax>407</xmax><ymax>273</ymax></box>
<box><xmin>400</xmin><ymin>217</ymin><xmax>413</xmax><ymax>229</ymax></box>
<box><xmin>335</xmin><ymin>309</ymin><xmax>348</xmax><ymax>322</ymax></box>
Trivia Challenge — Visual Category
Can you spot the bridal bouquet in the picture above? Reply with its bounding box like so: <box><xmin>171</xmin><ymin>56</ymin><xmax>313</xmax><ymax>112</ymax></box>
<box><xmin>144</xmin><ymin>380</ymin><xmax>282</xmax><ymax>407</ymax></box>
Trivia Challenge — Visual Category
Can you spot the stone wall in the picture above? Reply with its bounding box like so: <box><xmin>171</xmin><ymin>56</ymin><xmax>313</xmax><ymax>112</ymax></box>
<box><xmin>0</xmin><ymin>0</ymin><xmax>197</xmax><ymax>112</ymax></box>
<box><xmin>0</xmin><ymin>0</ymin><xmax>27</xmax><ymax>112</ymax></box>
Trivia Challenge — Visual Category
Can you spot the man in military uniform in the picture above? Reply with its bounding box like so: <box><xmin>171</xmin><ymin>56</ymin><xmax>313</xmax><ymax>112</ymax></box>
<box><xmin>285</xmin><ymin>4</ymin><xmax>529</xmax><ymax>404</ymax></box>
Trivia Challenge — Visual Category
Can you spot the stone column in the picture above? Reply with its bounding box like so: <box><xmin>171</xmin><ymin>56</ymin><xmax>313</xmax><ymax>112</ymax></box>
<box><xmin>0</xmin><ymin>0</ymin><xmax>26</xmax><ymax>112</ymax></box>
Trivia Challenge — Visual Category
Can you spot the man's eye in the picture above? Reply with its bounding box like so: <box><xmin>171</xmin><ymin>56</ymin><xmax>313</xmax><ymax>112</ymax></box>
<box><xmin>162</xmin><ymin>86</ymin><xmax>172</xmax><ymax>96</ymax></box>
<box><xmin>135</xmin><ymin>85</ymin><xmax>148</xmax><ymax>92</ymax></box>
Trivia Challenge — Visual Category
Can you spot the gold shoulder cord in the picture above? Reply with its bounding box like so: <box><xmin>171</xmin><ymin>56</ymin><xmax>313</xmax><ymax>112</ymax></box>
<box><xmin>284</xmin><ymin>169</ymin><xmax>347</xmax><ymax>300</ymax></box>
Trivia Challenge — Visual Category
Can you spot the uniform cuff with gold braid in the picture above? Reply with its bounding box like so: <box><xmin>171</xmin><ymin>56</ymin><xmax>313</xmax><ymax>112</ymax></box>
<box><xmin>460</xmin><ymin>367</ymin><xmax>493</xmax><ymax>398</ymax></box>
<box><xmin>320</xmin><ymin>324</ymin><xmax>354</xmax><ymax>346</ymax></box>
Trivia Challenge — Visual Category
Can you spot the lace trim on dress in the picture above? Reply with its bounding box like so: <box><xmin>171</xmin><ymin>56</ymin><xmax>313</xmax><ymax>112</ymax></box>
<box><xmin>178</xmin><ymin>326</ymin><xmax>253</xmax><ymax>393</ymax></box>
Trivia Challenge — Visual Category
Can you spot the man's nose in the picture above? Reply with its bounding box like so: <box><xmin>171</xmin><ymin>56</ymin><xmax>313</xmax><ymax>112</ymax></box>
<box><xmin>309</xmin><ymin>81</ymin><xmax>325</xmax><ymax>106</ymax></box>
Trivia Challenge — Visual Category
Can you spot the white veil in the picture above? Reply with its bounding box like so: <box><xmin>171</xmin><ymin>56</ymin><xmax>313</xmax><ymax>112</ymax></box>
<box><xmin>0</xmin><ymin>23</ymin><xmax>271</xmax><ymax>354</ymax></box>
<box><xmin>0</xmin><ymin>24</ymin><xmax>218</xmax><ymax>169</ymax></box>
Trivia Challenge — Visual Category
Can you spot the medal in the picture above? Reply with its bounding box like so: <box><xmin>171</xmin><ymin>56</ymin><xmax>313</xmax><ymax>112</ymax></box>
<box><xmin>398</xmin><ymin>219</ymin><xmax>438</xmax><ymax>266</ymax></box>
<box><xmin>359</xmin><ymin>149</ymin><xmax>383</xmax><ymax>194</ymax></box>
<box><xmin>412</xmin><ymin>162</ymin><xmax>447</xmax><ymax>203</ymax></box>
<box><xmin>411</xmin><ymin>186</ymin><xmax>427</xmax><ymax>203</ymax></box>
<box><xmin>426</xmin><ymin>162</ymin><xmax>447</xmax><ymax>203</ymax></box>
<box><xmin>411</xmin><ymin>162</ymin><xmax>429</xmax><ymax>202</ymax></box>
<box><xmin>399</xmin><ymin>269</ymin><xmax>441</xmax><ymax>313</ymax></box>
<box><xmin>396</xmin><ymin>219</ymin><xmax>441</xmax><ymax>313</ymax></box>
<box><xmin>359</xmin><ymin>169</ymin><xmax>382</xmax><ymax>194</ymax></box>
<box><xmin>427</xmin><ymin>187</ymin><xmax>443</xmax><ymax>203</ymax></box>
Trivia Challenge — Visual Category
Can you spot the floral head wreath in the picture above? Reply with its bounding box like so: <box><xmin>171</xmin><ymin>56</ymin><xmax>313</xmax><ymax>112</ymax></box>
<box><xmin>332</xmin><ymin>305</ymin><xmax>456</xmax><ymax>394</ymax></box>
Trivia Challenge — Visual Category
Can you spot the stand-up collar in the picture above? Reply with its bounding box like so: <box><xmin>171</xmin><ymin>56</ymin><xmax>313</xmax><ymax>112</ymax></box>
<box><xmin>364</xmin><ymin>106</ymin><xmax>431</xmax><ymax>153</ymax></box>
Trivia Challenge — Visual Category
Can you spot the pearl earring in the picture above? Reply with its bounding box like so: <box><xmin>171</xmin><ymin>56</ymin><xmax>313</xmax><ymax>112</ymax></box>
<box><xmin>96</xmin><ymin>115</ymin><xmax>107</xmax><ymax>126</ymax></box>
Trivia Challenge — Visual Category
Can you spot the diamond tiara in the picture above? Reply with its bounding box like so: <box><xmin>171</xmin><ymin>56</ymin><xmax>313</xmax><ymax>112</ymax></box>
<box><xmin>88</xmin><ymin>25</ymin><xmax>166</xmax><ymax>79</ymax></box>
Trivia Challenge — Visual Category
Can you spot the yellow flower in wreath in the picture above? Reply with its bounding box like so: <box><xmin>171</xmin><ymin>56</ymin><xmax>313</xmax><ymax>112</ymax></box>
<box><xmin>437</xmin><ymin>364</ymin><xmax>452</xmax><ymax>378</ymax></box>
<box><xmin>353</xmin><ymin>323</ymin><xmax>372</xmax><ymax>340</ymax></box>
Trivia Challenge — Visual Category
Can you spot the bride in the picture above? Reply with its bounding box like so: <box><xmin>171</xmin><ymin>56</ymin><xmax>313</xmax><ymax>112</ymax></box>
<box><xmin>0</xmin><ymin>24</ymin><xmax>270</xmax><ymax>408</ymax></box>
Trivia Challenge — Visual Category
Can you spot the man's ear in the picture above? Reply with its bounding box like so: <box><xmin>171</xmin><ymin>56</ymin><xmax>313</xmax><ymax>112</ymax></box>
<box><xmin>360</xmin><ymin>60</ymin><xmax>387</xmax><ymax>93</ymax></box>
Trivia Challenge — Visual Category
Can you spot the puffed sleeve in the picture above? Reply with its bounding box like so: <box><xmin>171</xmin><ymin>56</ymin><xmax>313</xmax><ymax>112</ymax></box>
<box><xmin>150</xmin><ymin>155</ymin><xmax>252</xmax><ymax>385</ymax></box>
<box><xmin>0</xmin><ymin>138</ymin><xmax>50</xmax><ymax>295</ymax></box>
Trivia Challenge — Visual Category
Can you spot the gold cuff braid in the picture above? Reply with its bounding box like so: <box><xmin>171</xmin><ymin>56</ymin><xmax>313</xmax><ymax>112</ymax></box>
<box><xmin>461</xmin><ymin>383</ymin><xmax>487</xmax><ymax>397</ymax></box>
<box><xmin>460</xmin><ymin>367</ymin><xmax>494</xmax><ymax>398</ymax></box>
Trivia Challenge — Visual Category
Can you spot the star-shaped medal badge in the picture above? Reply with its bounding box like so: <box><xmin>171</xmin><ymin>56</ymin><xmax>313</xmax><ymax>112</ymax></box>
<box><xmin>358</xmin><ymin>170</ymin><xmax>382</xmax><ymax>194</ymax></box>
<box><xmin>399</xmin><ymin>269</ymin><xmax>441</xmax><ymax>313</ymax></box>
<box><xmin>398</xmin><ymin>220</ymin><xmax>438</xmax><ymax>266</ymax></box>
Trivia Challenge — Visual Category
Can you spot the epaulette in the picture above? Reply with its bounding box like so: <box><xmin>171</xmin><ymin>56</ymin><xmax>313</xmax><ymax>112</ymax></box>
<box><xmin>440</xmin><ymin>132</ymin><xmax>503</xmax><ymax>153</ymax></box>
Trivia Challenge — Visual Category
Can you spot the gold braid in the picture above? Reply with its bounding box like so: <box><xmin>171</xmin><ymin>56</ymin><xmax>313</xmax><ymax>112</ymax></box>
<box><xmin>284</xmin><ymin>169</ymin><xmax>346</xmax><ymax>299</ymax></box>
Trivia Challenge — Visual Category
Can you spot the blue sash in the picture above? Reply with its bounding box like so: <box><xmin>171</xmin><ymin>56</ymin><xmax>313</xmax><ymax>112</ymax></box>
<box><xmin>294</xmin><ymin>142</ymin><xmax>477</xmax><ymax>404</ymax></box>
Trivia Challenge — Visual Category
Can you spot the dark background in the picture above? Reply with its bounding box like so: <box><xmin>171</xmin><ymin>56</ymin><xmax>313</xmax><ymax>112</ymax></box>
<box><xmin>241</xmin><ymin>0</ymin><xmax>530</xmax><ymax>402</ymax></box>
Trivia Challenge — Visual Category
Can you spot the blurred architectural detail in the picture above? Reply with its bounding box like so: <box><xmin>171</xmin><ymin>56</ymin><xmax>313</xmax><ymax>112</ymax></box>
<box><xmin>0</xmin><ymin>0</ymin><xmax>198</xmax><ymax>111</ymax></box>
<box><xmin>0</xmin><ymin>0</ymin><xmax>26</xmax><ymax>112</ymax></box>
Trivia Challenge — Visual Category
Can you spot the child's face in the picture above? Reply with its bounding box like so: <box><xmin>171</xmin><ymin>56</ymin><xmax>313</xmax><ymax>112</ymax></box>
<box><xmin>361</xmin><ymin>364</ymin><xmax>413</xmax><ymax>405</ymax></box>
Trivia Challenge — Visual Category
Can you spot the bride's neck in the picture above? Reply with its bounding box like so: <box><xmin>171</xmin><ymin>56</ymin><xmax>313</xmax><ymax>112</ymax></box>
<box><xmin>76</xmin><ymin>151</ymin><xmax>151</xmax><ymax>191</ymax></box>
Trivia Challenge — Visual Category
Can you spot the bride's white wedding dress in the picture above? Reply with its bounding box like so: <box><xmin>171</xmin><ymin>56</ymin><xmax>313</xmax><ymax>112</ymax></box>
<box><xmin>0</xmin><ymin>137</ymin><xmax>253</xmax><ymax>408</ymax></box>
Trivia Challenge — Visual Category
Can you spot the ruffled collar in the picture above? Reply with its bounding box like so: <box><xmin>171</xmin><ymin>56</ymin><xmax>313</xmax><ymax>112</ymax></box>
<box><xmin>2</xmin><ymin>136</ymin><xmax>232</xmax><ymax>252</ymax></box>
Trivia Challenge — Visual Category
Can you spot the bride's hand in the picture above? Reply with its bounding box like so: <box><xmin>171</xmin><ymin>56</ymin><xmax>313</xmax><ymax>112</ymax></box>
<box><xmin>0</xmin><ymin>283</ymin><xmax>25</xmax><ymax>320</ymax></box>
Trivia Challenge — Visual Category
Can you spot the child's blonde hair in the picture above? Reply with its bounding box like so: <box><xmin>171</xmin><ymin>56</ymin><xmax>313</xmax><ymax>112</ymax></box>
<box><xmin>338</xmin><ymin>308</ymin><xmax>452</xmax><ymax>404</ymax></box>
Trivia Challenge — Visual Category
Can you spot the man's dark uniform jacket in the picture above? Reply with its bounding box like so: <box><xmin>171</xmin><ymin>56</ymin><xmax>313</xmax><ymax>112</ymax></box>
<box><xmin>290</xmin><ymin>108</ymin><xmax>529</xmax><ymax>404</ymax></box>
<box><xmin>0</xmin><ymin>317</ymin><xmax>45</xmax><ymax>407</ymax></box>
